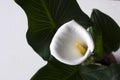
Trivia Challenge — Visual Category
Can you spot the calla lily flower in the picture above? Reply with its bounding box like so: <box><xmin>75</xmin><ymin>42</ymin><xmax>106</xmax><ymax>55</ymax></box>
<box><xmin>50</xmin><ymin>20</ymin><xmax>94</xmax><ymax>65</ymax></box>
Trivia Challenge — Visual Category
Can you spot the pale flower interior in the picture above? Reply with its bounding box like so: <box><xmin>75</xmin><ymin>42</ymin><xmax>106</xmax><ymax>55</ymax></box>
<box><xmin>54</xmin><ymin>25</ymin><xmax>88</xmax><ymax>61</ymax></box>
<box><xmin>50</xmin><ymin>20</ymin><xmax>94</xmax><ymax>65</ymax></box>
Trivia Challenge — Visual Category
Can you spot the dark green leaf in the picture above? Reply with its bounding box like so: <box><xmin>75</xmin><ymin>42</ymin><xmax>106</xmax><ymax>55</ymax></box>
<box><xmin>109</xmin><ymin>64</ymin><xmax>120</xmax><ymax>80</ymax></box>
<box><xmin>15</xmin><ymin>0</ymin><xmax>92</xmax><ymax>60</ymax></box>
<box><xmin>91</xmin><ymin>9</ymin><xmax>120</xmax><ymax>60</ymax></box>
<box><xmin>31</xmin><ymin>58</ymin><xmax>79</xmax><ymax>80</ymax></box>
<box><xmin>31</xmin><ymin>58</ymin><xmax>120</xmax><ymax>80</ymax></box>
<box><xmin>79</xmin><ymin>64</ymin><xmax>120</xmax><ymax>80</ymax></box>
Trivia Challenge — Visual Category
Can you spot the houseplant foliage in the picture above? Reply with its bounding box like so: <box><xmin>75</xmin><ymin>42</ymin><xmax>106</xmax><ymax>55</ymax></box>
<box><xmin>15</xmin><ymin>0</ymin><xmax>120</xmax><ymax>80</ymax></box>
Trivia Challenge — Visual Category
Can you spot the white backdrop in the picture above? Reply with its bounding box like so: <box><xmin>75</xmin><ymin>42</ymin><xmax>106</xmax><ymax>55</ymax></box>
<box><xmin>0</xmin><ymin>0</ymin><xmax>120</xmax><ymax>80</ymax></box>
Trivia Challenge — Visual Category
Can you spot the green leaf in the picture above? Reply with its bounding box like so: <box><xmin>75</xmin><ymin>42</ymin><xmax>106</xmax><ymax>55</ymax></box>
<box><xmin>80</xmin><ymin>65</ymin><xmax>110</xmax><ymax>80</ymax></box>
<box><xmin>109</xmin><ymin>64</ymin><xmax>120</xmax><ymax>80</ymax></box>
<box><xmin>79</xmin><ymin>64</ymin><xmax>120</xmax><ymax>80</ymax></box>
<box><xmin>31</xmin><ymin>58</ymin><xmax>79</xmax><ymax>80</ymax></box>
<box><xmin>91</xmin><ymin>9</ymin><xmax>120</xmax><ymax>60</ymax></box>
<box><xmin>31</xmin><ymin>58</ymin><xmax>120</xmax><ymax>80</ymax></box>
<box><xmin>15</xmin><ymin>0</ymin><xmax>92</xmax><ymax>60</ymax></box>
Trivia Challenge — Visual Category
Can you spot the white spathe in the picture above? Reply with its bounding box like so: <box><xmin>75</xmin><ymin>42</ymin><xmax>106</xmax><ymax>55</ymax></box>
<box><xmin>50</xmin><ymin>20</ymin><xmax>94</xmax><ymax>65</ymax></box>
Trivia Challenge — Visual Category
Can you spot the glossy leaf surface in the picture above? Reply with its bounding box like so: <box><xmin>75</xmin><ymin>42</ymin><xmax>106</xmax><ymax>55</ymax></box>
<box><xmin>91</xmin><ymin>9</ymin><xmax>120</xmax><ymax>60</ymax></box>
<box><xmin>15</xmin><ymin>0</ymin><xmax>92</xmax><ymax>60</ymax></box>
<box><xmin>31</xmin><ymin>59</ymin><xmax>120</xmax><ymax>80</ymax></box>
